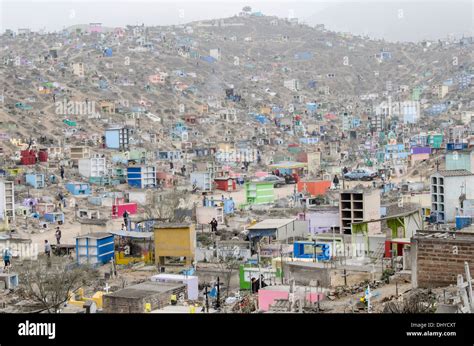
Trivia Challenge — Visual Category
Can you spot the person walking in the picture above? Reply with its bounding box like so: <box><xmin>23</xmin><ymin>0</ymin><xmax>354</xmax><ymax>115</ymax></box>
<box><xmin>333</xmin><ymin>175</ymin><xmax>340</xmax><ymax>189</ymax></box>
<box><xmin>55</xmin><ymin>227</ymin><xmax>62</xmax><ymax>245</ymax></box>
<box><xmin>44</xmin><ymin>240</ymin><xmax>52</xmax><ymax>257</ymax></box>
<box><xmin>60</xmin><ymin>166</ymin><xmax>65</xmax><ymax>180</ymax></box>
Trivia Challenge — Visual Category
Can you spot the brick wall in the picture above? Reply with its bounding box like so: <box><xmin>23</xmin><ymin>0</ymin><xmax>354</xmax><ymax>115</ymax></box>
<box><xmin>413</xmin><ymin>234</ymin><xmax>474</xmax><ymax>288</ymax></box>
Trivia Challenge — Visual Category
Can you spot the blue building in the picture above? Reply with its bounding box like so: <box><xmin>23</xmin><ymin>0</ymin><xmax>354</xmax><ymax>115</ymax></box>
<box><xmin>75</xmin><ymin>233</ymin><xmax>114</xmax><ymax>265</ymax></box>
<box><xmin>127</xmin><ymin>166</ymin><xmax>157</xmax><ymax>188</ymax></box>
<box><xmin>293</xmin><ymin>241</ymin><xmax>331</xmax><ymax>260</ymax></box>
<box><xmin>103</xmin><ymin>48</ymin><xmax>113</xmax><ymax>57</ymax></box>
<box><xmin>44</xmin><ymin>212</ymin><xmax>64</xmax><ymax>224</ymax></box>
<box><xmin>385</xmin><ymin>144</ymin><xmax>409</xmax><ymax>161</ymax></box>
<box><xmin>105</xmin><ymin>126</ymin><xmax>130</xmax><ymax>150</ymax></box>
<box><xmin>25</xmin><ymin>173</ymin><xmax>45</xmax><ymax>189</ymax></box>
<box><xmin>65</xmin><ymin>182</ymin><xmax>91</xmax><ymax>196</ymax></box>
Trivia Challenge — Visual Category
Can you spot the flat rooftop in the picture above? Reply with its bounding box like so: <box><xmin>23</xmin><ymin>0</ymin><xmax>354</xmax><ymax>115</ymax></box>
<box><xmin>106</xmin><ymin>282</ymin><xmax>185</xmax><ymax>299</ymax></box>
<box><xmin>248</xmin><ymin>219</ymin><xmax>295</xmax><ymax>230</ymax></box>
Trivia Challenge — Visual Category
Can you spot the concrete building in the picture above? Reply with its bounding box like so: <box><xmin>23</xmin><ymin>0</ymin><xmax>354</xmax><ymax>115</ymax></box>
<box><xmin>339</xmin><ymin>189</ymin><xmax>381</xmax><ymax>235</ymax></box>
<box><xmin>103</xmin><ymin>281</ymin><xmax>187</xmax><ymax>313</ymax></box>
<box><xmin>209</xmin><ymin>48</ymin><xmax>221</xmax><ymax>60</ymax></box>
<box><xmin>154</xmin><ymin>223</ymin><xmax>196</xmax><ymax>266</ymax></box>
<box><xmin>105</xmin><ymin>126</ymin><xmax>130</xmax><ymax>151</ymax></box>
<box><xmin>445</xmin><ymin>149</ymin><xmax>474</xmax><ymax>173</ymax></box>
<box><xmin>0</xmin><ymin>180</ymin><xmax>15</xmax><ymax>224</ymax></box>
<box><xmin>78</xmin><ymin>157</ymin><xmax>107</xmax><ymax>178</ymax></box>
<box><xmin>70</xmin><ymin>146</ymin><xmax>91</xmax><ymax>166</ymax></box>
<box><xmin>430</xmin><ymin>170</ymin><xmax>474</xmax><ymax>223</ymax></box>
<box><xmin>127</xmin><ymin>166</ymin><xmax>157</xmax><ymax>189</ymax></box>
<box><xmin>246</xmin><ymin>218</ymin><xmax>309</xmax><ymax>242</ymax></box>
<box><xmin>72</xmin><ymin>62</ymin><xmax>85</xmax><ymax>77</ymax></box>
<box><xmin>283</xmin><ymin>79</ymin><xmax>299</xmax><ymax>92</ymax></box>
<box><xmin>433</xmin><ymin>84</ymin><xmax>449</xmax><ymax>98</ymax></box>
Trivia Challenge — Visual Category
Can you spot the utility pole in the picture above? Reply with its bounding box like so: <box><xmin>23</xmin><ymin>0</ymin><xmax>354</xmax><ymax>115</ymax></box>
<box><xmin>216</xmin><ymin>277</ymin><xmax>221</xmax><ymax>310</ymax></box>
<box><xmin>204</xmin><ymin>285</ymin><xmax>209</xmax><ymax>313</ymax></box>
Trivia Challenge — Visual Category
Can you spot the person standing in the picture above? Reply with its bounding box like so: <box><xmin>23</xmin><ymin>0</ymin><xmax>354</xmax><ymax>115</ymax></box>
<box><xmin>60</xmin><ymin>166</ymin><xmax>65</xmax><ymax>180</ymax></box>
<box><xmin>123</xmin><ymin>210</ymin><xmax>129</xmax><ymax>229</ymax></box>
<box><xmin>3</xmin><ymin>248</ymin><xmax>11</xmax><ymax>270</ymax></box>
<box><xmin>44</xmin><ymin>240</ymin><xmax>52</xmax><ymax>257</ymax></box>
<box><xmin>55</xmin><ymin>227</ymin><xmax>62</xmax><ymax>245</ymax></box>
<box><xmin>210</xmin><ymin>218</ymin><xmax>218</xmax><ymax>233</ymax></box>
<box><xmin>333</xmin><ymin>175</ymin><xmax>340</xmax><ymax>189</ymax></box>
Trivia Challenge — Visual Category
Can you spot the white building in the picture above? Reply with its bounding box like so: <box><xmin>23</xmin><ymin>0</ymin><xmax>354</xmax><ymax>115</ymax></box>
<box><xmin>430</xmin><ymin>170</ymin><xmax>474</xmax><ymax>223</ymax></box>
<box><xmin>0</xmin><ymin>180</ymin><xmax>15</xmax><ymax>223</ymax></box>
<box><xmin>283</xmin><ymin>79</ymin><xmax>299</xmax><ymax>92</ymax></box>
<box><xmin>210</xmin><ymin>48</ymin><xmax>221</xmax><ymax>60</ymax></box>
<box><xmin>72</xmin><ymin>63</ymin><xmax>85</xmax><ymax>77</ymax></box>
<box><xmin>78</xmin><ymin>157</ymin><xmax>107</xmax><ymax>178</ymax></box>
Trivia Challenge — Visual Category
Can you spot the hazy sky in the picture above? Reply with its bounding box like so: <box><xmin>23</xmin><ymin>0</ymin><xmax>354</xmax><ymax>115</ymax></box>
<box><xmin>0</xmin><ymin>0</ymin><xmax>472</xmax><ymax>42</ymax></box>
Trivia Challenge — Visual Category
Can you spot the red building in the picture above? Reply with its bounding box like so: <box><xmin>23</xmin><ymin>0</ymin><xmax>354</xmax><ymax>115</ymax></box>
<box><xmin>214</xmin><ymin>177</ymin><xmax>236</xmax><ymax>192</ymax></box>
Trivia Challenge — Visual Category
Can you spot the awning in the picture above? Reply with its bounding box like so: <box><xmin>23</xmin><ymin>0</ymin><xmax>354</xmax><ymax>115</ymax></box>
<box><xmin>108</xmin><ymin>230</ymin><xmax>154</xmax><ymax>239</ymax></box>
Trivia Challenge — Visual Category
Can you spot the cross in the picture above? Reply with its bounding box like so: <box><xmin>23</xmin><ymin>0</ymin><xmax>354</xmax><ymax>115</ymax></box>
<box><xmin>104</xmin><ymin>283</ymin><xmax>110</xmax><ymax>293</ymax></box>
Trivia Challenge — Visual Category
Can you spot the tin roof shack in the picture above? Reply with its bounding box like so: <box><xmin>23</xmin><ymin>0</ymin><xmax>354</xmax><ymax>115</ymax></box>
<box><xmin>430</xmin><ymin>170</ymin><xmax>474</xmax><ymax>223</ymax></box>
<box><xmin>411</xmin><ymin>229</ymin><xmax>474</xmax><ymax>288</ymax></box>
<box><xmin>247</xmin><ymin>218</ymin><xmax>308</xmax><ymax>243</ymax></box>
<box><xmin>154</xmin><ymin>223</ymin><xmax>195</xmax><ymax>266</ymax></box>
<box><xmin>103</xmin><ymin>281</ymin><xmax>187</xmax><ymax>313</ymax></box>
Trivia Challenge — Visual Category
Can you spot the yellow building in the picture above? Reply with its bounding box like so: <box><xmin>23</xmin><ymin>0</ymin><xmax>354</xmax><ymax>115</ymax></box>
<box><xmin>260</xmin><ymin>106</ymin><xmax>271</xmax><ymax>115</ymax></box>
<box><xmin>154</xmin><ymin>223</ymin><xmax>196</xmax><ymax>266</ymax></box>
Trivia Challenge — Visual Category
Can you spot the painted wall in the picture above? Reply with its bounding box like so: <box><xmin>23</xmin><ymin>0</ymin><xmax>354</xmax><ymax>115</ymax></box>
<box><xmin>154</xmin><ymin>225</ymin><xmax>196</xmax><ymax>265</ymax></box>
<box><xmin>258</xmin><ymin>288</ymin><xmax>323</xmax><ymax>311</ymax></box>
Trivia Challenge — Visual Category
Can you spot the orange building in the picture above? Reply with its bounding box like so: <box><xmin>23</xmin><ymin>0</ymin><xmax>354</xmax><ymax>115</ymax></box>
<box><xmin>297</xmin><ymin>180</ymin><xmax>331</xmax><ymax>196</ymax></box>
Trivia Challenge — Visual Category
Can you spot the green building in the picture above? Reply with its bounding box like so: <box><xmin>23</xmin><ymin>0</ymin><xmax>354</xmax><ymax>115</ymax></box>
<box><xmin>427</xmin><ymin>133</ymin><xmax>443</xmax><ymax>149</ymax></box>
<box><xmin>411</xmin><ymin>86</ymin><xmax>423</xmax><ymax>101</ymax></box>
<box><xmin>245</xmin><ymin>181</ymin><xmax>274</xmax><ymax>205</ymax></box>
<box><xmin>239</xmin><ymin>265</ymin><xmax>282</xmax><ymax>290</ymax></box>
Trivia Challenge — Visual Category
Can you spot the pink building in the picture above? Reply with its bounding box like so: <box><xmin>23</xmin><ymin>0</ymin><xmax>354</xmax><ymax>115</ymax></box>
<box><xmin>258</xmin><ymin>285</ymin><xmax>324</xmax><ymax>311</ymax></box>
